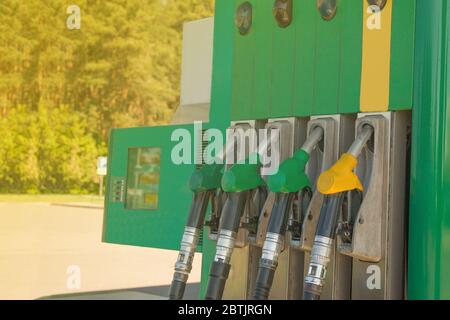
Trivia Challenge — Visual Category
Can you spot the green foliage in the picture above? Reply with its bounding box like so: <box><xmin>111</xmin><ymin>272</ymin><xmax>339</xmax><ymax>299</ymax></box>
<box><xmin>0</xmin><ymin>104</ymin><xmax>100</xmax><ymax>193</ymax></box>
<box><xmin>0</xmin><ymin>106</ymin><xmax>40</xmax><ymax>193</ymax></box>
<box><xmin>0</xmin><ymin>0</ymin><xmax>214</xmax><ymax>193</ymax></box>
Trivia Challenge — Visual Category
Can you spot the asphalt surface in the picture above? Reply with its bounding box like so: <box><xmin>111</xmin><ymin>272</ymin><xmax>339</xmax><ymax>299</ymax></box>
<box><xmin>0</xmin><ymin>202</ymin><xmax>201</xmax><ymax>300</ymax></box>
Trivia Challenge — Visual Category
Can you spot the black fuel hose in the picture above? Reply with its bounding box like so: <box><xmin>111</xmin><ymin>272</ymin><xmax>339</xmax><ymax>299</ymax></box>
<box><xmin>253</xmin><ymin>192</ymin><xmax>295</xmax><ymax>300</ymax></box>
<box><xmin>303</xmin><ymin>193</ymin><xmax>345</xmax><ymax>300</ymax></box>
<box><xmin>204</xmin><ymin>192</ymin><xmax>248</xmax><ymax>300</ymax></box>
<box><xmin>169</xmin><ymin>191</ymin><xmax>211</xmax><ymax>300</ymax></box>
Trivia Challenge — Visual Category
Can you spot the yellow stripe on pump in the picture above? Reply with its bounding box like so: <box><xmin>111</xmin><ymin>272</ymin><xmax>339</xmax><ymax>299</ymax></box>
<box><xmin>360</xmin><ymin>0</ymin><xmax>393</xmax><ymax>112</ymax></box>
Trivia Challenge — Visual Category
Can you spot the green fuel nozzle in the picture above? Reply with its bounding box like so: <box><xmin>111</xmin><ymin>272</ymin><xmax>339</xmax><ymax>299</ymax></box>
<box><xmin>169</xmin><ymin>163</ymin><xmax>224</xmax><ymax>300</ymax></box>
<box><xmin>221</xmin><ymin>152</ymin><xmax>265</xmax><ymax>193</ymax></box>
<box><xmin>267</xmin><ymin>126</ymin><xmax>323</xmax><ymax>193</ymax></box>
<box><xmin>206</xmin><ymin>152</ymin><xmax>267</xmax><ymax>300</ymax></box>
<box><xmin>189</xmin><ymin>163</ymin><xmax>224</xmax><ymax>193</ymax></box>
<box><xmin>267</xmin><ymin>149</ymin><xmax>310</xmax><ymax>193</ymax></box>
<box><xmin>252</xmin><ymin>127</ymin><xmax>324</xmax><ymax>300</ymax></box>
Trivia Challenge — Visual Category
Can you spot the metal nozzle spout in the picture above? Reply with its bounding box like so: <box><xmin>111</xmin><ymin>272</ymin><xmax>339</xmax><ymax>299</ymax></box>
<box><xmin>348</xmin><ymin>125</ymin><xmax>374</xmax><ymax>158</ymax></box>
<box><xmin>302</xmin><ymin>127</ymin><xmax>324</xmax><ymax>155</ymax></box>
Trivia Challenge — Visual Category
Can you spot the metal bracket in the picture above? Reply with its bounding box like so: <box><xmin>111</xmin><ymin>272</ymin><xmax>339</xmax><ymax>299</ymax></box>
<box><xmin>317</xmin><ymin>0</ymin><xmax>338</xmax><ymax>21</ymax></box>
<box><xmin>367</xmin><ymin>0</ymin><xmax>388</xmax><ymax>11</ymax></box>
<box><xmin>273</xmin><ymin>0</ymin><xmax>293</xmax><ymax>28</ymax></box>
<box><xmin>205</xmin><ymin>190</ymin><xmax>226</xmax><ymax>241</ymax></box>
<box><xmin>291</xmin><ymin>117</ymin><xmax>339</xmax><ymax>251</ymax></box>
<box><xmin>338</xmin><ymin>114</ymin><xmax>389</xmax><ymax>262</ymax></box>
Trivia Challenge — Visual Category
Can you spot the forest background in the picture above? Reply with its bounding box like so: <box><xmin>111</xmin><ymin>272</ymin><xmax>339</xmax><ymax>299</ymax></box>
<box><xmin>0</xmin><ymin>0</ymin><xmax>214</xmax><ymax>194</ymax></box>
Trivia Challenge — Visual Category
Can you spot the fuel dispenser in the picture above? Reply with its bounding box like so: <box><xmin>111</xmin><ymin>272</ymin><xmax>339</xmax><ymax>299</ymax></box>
<box><xmin>103</xmin><ymin>0</ymin><xmax>450</xmax><ymax>300</ymax></box>
<box><xmin>293</xmin><ymin>116</ymin><xmax>356</xmax><ymax>300</ymax></box>
<box><xmin>205</xmin><ymin>121</ymin><xmax>268</xmax><ymax>300</ymax></box>
<box><xmin>303</xmin><ymin>124</ymin><xmax>374</xmax><ymax>300</ymax></box>
<box><xmin>304</xmin><ymin>112</ymin><xmax>409</xmax><ymax>300</ymax></box>
<box><xmin>249</xmin><ymin>117</ymin><xmax>307</xmax><ymax>300</ymax></box>
<box><xmin>252</xmin><ymin>125</ymin><xmax>323</xmax><ymax>300</ymax></box>
<box><xmin>208</xmin><ymin>118</ymin><xmax>307</xmax><ymax>299</ymax></box>
<box><xmin>341</xmin><ymin>112</ymin><xmax>409</xmax><ymax>300</ymax></box>
<box><xmin>213</xmin><ymin>117</ymin><xmax>310</xmax><ymax>300</ymax></box>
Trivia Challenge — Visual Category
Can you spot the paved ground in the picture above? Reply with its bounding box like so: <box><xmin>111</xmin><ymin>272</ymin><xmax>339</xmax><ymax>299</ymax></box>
<box><xmin>0</xmin><ymin>202</ymin><xmax>201</xmax><ymax>300</ymax></box>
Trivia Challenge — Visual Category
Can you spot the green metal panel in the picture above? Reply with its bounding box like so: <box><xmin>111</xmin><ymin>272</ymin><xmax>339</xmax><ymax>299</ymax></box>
<box><xmin>103</xmin><ymin>125</ymin><xmax>196</xmax><ymax>251</ymax></box>
<box><xmin>230</xmin><ymin>0</ymin><xmax>417</xmax><ymax>120</ymax></box>
<box><xmin>232</xmin><ymin>0</ymin><xmax>363</xmax><ymax>120</ymax></box>
<box><xmin>409</xmin><ymin>0</ymin><xmax>450</xmax><ymax>299</ymax></box>
<box><xmin>389</xmin><ymin>0</ymin><xmax>416</xmax><ymax>110</ymax></box>
<box><xmin>295</xmin><ymin>0</ymin><xmax>363</xmax><ymax>116</ymax></box>
<box><xmin>270</xmin><ymin>1</ymin><xmax>295</xmax><ymax>118</ymax></box>
<box><xmin>231</xmin><ymin>0</ymin><xmax>257</xmax><ymax>120</ymax></box>
<box><xmin>313</xmin><ymin>3</ymin><xmax>341</xmax><ymax>115</ymax></box>
<box><xmin>200</xmin><ymin>0</ymin><xmax>236</xmax><ymax>298</ymax></box>
<box><xmin>337</xmin><ymin>1</ymin><xmax>363</xmax><ymax>114</ymax></box>
<box><xmin>253</xmin><ymin>0</ymin><xmax>273</xmax><ymax>120</ymax></box>
<box><xmin>208</xmin><ymin>2</ymin><xmax>234</xmax><ymax>129</ymax></box>
<box><xmin>293</xmin><ymin>0</ymin><xmax>316</xmax><ymax>117</ymax></box>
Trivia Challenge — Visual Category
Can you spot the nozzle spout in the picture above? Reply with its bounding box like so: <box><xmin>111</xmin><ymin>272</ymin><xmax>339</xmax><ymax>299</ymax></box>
<box><xmin>348</xmin><ymin>125</ymin><xmax>374</xmax><ymax>158</ymax></box>
<box><xmin>302</xmin><ymin>127</ymin><xmax>324</xmax><ymax>155</ymax></box>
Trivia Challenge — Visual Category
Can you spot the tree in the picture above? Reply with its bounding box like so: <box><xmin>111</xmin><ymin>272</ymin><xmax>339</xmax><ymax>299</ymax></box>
<box><xmin>0</xmin><ymin>0</ymin><xmax>215</xmax><ymax>193</ymax></box>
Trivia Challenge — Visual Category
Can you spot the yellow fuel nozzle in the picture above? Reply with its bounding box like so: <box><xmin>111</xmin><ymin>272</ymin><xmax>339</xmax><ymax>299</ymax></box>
<box><xmin>318</xmin><ymin>124</ymin><xmax>374</xmax><ymax>195</ymax></box>
<box><xmin>317</xmin><ymin>153</ymin><xmax>363</xmax><ymax>195</ymax></box>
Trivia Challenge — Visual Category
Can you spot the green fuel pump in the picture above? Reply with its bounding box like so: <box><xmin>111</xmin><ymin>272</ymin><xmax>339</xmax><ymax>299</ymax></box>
<box><xmin>252</xmin><ymin>127</ymin><xmax>324</xmax><ymax>300</ymax></box>
<box><xmin>169</xmin><ymin>163</ymin><xmax>224</xmax><ymax>300</ymax></box>
<box><xmin>303</xmin><ymin>125</ymin><xmax>374</xmax><ymax>300</ymax></box>
<box><xmin>204</xmin><ymin>153</ymin><xmax>266</xmax><ymax>300</ymax></box>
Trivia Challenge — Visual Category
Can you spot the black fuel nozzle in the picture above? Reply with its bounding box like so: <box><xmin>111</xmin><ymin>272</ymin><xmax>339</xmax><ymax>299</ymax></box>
<box><xmin>204</xmin><ymin>189</ymin><xmax>226</xmax><ymax>237</ymax></box>
<box><xmin>252</xmin><ymin>127</ymin><xmax>324</xmax><ymax>300</ymax></box>
<box><xmin>169</xmin><ymin>162</ymin><xmax>224</xmax><ymax>300</ymax></box>
<box><xmin>253</xmin><ymin>192</ymin><xmax>295</xmax><ymax>300</ymax></box>
<box><xmin>169</xmin><ymin>191</ymin><xmax>212</xmax><ymax>300</ymax></box>
<box><xmin>242</xmin><ymin>187</ymin><xmax>268</xmax><ymax>239</ymax></box>
<box><xmin>303</xmin><ymin>125</ymin><xmax>374</xmax><ymax>300</ymax></box>
<box><xmin>288</xmin><ymin>187</ymin><xmax>313</xmax><ymax>240</ymax></box>
<box><xmin>303</xmin><ymin>193</ymin><xmax>345</xmax><ymax>300</ymax></box>
<box><xmin>204</xmin><ymin>191</ymin><xmax>248</xmax><ymax>300</ymax></box>
<box><xmin>204</xmin><ymin>147</ymin><xmax>267</xmax><ymax>300</ymax></box>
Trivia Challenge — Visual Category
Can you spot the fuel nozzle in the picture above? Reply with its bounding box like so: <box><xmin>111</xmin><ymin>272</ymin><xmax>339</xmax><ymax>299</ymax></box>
<box><xmin>252</xmin><ymin>127</ymin><xmax>324</xmax><ymax>300</ymax></box>
<box><xmin>169</xmin><ymin>163</ymin><xmax>223</xmax><ymax>300</ymax></box>
<box><xmin>267</xmin><ymin>126</ymin><xmax>323</xmax><ymax>194</ymax></box>
<box><xmin>303</xmin><ymin>124</ymin><xmax>374</xmax><ymax>300</ymax></box>
<box><xmin>205</xmin><ymin>155</ymin><xmax>265</xmax><ymax>300</ymax></box>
